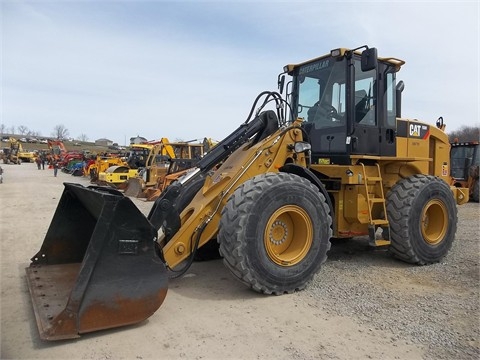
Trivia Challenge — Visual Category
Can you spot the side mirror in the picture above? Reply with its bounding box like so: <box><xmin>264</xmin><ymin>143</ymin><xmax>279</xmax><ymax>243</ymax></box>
<box><xmin>361</xmin><ymin>47</ymin><xmax>378</xmax><ymax>72</ymax></box>
<box><xmin>278</xmin><ymin>74</ymin><xmax>285</xmax><ymax>94</ymax></box>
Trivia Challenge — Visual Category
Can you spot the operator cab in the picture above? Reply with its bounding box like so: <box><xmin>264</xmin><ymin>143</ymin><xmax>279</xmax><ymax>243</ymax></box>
<box><xmin>286</xmin><ymin>46</ymin><xmax>404</xmax><ymax>164</ymax></box>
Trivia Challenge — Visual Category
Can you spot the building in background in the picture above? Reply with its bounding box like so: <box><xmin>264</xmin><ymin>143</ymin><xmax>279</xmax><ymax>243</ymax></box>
<box><xmin>129</xmin><ymin>136</ymin><xmax>148</xmax><ymax>145</ymax></box>
<box><xmin>95</xmin><ymin>138</ymin><xmax>114</xmax><ymax>147</ymax></box>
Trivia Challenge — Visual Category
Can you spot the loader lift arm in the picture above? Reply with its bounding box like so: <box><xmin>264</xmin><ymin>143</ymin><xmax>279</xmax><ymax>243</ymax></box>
<box><xmin>147</xmin><ymin>95</ymin><xmax>284</xmax><ymax>235</ymax></box>
<box><xmin>24</xmin><ymin>91</ymin><xmax>292</xmax><ymax>341</ymax></box>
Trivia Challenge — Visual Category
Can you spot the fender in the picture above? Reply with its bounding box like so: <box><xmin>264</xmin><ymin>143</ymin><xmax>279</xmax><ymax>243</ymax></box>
<box><xmin>279</xmin><ymin>163</ymin><xmax>336</xmax><ymax>231</ymax></box>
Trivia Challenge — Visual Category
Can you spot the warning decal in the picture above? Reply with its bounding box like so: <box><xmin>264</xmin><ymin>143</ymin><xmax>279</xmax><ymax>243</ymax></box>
<box><xmin>442</xmin><ymin>164</ymin><xmax>448</xmax><ymax>176</ymax></box>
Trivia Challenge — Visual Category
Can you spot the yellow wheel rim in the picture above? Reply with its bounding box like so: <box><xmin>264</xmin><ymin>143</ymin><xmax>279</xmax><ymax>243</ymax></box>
<box><xmin>421</xmin><ymin>199</ymin><xmax>448</xmax><ymax>245</ymax></box>
<box><xmin>264</xmin><ymin>205</ymin><xmax>313</xmax><ymax>266</ymax></box>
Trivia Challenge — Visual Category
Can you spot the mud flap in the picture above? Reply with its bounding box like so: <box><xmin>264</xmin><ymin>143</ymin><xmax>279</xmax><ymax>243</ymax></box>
<box><xmin>25</xmin><ymin>183</ymin><xmax>168</xmax><ymax>341</ymax></box>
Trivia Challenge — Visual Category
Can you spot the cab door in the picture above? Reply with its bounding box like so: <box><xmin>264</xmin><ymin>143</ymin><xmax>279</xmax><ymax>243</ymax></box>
<box><xmin>350</xmin><ymin>65</ymin><xmax>380</xmax><ymax>156</ymax></box>
<box><xmin>378</xmin><ymin>70</ymin><xmax>397</xmax><ymax>157</ymax></box>
<box><xmin>350</xmin><ymin>60</ymin><xmax>397</xmax><ymax>157</ymax></box>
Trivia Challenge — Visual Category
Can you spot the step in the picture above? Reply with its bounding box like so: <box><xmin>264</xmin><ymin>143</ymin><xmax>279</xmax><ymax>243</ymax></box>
<box><xmin>365</xmin><ymin>176</ymin><xmax>382</xmax><ymax>182</ymax></box>
<box><xmin>371</xmin><ymin>219</ymin><xmax>389</xmax><ymax>226</ymax></box>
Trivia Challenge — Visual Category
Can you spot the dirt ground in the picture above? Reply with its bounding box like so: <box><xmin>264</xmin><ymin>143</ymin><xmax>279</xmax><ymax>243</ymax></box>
<box><xmin>0</xmin><ymin>163</ymin><xmax>478</xmax><ymax>359</ymax></box>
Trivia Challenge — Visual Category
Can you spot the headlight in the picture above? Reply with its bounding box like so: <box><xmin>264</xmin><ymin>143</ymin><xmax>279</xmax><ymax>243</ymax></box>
<box><xmin>294</xmin><ymin>142</ymin><xmax>311</xmax><ymax>153</ymax></box>
<box><xmin>330</xmin><ymin>48</ymin><xmax>341</xmax><ymax>57</ymax></box>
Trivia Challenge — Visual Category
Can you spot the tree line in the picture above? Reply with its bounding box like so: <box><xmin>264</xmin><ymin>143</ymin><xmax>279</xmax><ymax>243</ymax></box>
<box><xmin>0</xmin><ymin>123</ymin><xmax>89</xmax><ymax>142</ymax></box>
<box><xmin>447</xmin><ymin>125</ymin><xmax>480</xmax><ymax>143</ymax></box>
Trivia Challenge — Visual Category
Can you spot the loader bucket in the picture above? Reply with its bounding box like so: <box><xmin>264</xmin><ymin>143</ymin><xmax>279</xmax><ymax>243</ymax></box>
<box><xmin>124</xmin><ymin>178</ymin><xmax>146</xmax><ymax>198</ymax></box>
<box><xmin>25</xmin><ymin>183</ymin><xmax>168</xmax><ymax>341</ymax></box>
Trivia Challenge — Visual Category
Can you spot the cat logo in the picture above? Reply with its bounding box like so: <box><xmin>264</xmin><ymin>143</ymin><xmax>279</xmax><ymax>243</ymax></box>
<box><xmin>408</xmin><ymin>123</ymin><xmax>430</xmax><ymax>139</ymax></box>
<box><xmin>410</xmin><ymin>124</ymin><xmax>421</xmax><ymax>137</ymax></box>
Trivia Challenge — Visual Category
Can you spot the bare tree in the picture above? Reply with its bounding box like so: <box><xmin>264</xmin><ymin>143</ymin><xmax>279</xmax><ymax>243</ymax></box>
<box><xmin>52</xmin><ymin>124</ymin><xmax>69</xmax><ymax>140</ymax></box>
<box><xmin>78</xmin><ymin>133</ymin><xmax>89</xmax><ymax>142</ymax></box>
<box><xmin>18</xmin><ymin>125</ymin><xmax>29</xmax><ymax>135</ymax></box>
<box><xmin>448</xmin><ymin>125</ymin><xmax>480</xmax><ymax>143</ymax></box>
<box><xmin>0</xmin><ymin>124</ymin><xmax>6</xmax><ymax>135</ymax></box>
<box><xmin>9</xmin><ymin>125</ymin><xmax>16</xmax><ymax>134</ymax></box>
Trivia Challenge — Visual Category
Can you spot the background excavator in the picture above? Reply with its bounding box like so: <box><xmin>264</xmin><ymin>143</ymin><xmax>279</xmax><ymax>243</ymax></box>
<box><xmin>2</xmin><ymin>137</ymin><xmax>36</xmax><ymax>164</ymax></box>
<box><xmin>47</xmin><ymin>139</ymin><xmax>67</xmax><ymax>163</ymax></box>
<box><xmin>2</xmin><ymin>137</ymin><xmax>22</xmax><ymax>164</ymax></box>
<box><xmin>26</xmin><ymin>46</ymin><xmax>469</xmax><ymax>341</ymax></box>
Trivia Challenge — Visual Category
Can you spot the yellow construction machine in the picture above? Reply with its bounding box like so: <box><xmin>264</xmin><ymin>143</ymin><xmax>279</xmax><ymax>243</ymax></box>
<box><xmin>142</xmin><ymin>138</ymin><xmax>218</xmax><ymax>201</ymax></box>
<box><xmin>2</xmin><ymin>138</ymin><xmax>21</xmax><ymax>164</ymax></box>
<box><xmin>96</xmin><ymin>143</ymin><xmax>157</xmax><ymax>188</ymax></box>
<box><xmin>87</xmin><ymin>154</ymin><xmax>129</xmax><ymax>183</ymax></box>
<box><xmin>123</xmin><ymin>139</ymin><xmax>206</xmax><ymax>198</ymax></box>
<box><xmin>26</xmin><ymin>46</ymin><xmax>469</xmax><ymax>341</ymax></box>
<box><xmin>18</xmin><ymin>148</ymin><xmax>36</xmax><ymax>163</ymax></box>
<box><xmin>2</xmin><ymin>137</ymin><xmax>35</xmax><ymax>164</ymax></box>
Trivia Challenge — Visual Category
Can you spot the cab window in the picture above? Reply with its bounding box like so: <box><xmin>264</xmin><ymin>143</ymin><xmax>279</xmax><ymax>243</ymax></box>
<box><xmin>354</xmin><ymin>60</ymin><xmax>376</xmax><ymax>126</ymax></box>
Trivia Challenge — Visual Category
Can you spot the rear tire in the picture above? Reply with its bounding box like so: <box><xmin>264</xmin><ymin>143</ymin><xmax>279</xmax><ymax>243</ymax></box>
<box><xmin>386</xmin><ymin>175</ymin><xmax>457</xmax><ymax>264</ymax></box>
<box><xmin>218</xmin><ymin>172</ymin><xmax>332</xmax><ymax>294</ymax></box>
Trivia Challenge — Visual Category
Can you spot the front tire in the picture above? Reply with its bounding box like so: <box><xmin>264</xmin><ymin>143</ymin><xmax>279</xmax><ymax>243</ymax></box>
<box><xmin>386</xmin><ymin>175</ymin><xmax>457</xmax><ymax>264</ymax></box>
<box><xmin>218</xmin><ymin>172</ymin><xmax>332</xmax><ymax>294</ymax></box>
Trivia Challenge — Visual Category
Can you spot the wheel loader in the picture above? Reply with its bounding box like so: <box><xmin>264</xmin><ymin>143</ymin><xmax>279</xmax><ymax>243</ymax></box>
<box><xmin>26</xmin><ymin>46</ymin><xmax>469</xmax><ymax>341</ymax></box>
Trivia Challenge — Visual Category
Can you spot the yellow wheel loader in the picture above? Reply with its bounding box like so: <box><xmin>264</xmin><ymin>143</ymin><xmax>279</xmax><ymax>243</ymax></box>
<box><xmin>26</xmin><ymin>46</ymin><xmax>469</xmax><ymax>341</ymax></box>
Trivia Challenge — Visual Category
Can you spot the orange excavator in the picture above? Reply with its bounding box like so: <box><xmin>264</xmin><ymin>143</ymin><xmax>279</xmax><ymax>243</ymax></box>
<box><xmin>47</xmin><ymin>139</ymin><xmax>67</xmax><ymax>163</ymax></box>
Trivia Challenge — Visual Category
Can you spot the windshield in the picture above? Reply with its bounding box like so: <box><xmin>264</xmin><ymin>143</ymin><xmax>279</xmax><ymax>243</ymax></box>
<box><xmin>127</xmin><ymin>148</ymin><xmax>150</xmax><ymax>168</ymax></box>
<box><xmin>171</xmin><ymin>144</ymin><xmax>203</xmax><ymax>159</ymax></box>
<box><xmin>450</xmin><ymin>145</ymin><xmax>479</xmax><ymax>179</ymax></box>
<box><xmin>296</xmin><ymin>57</ymin><xmax>346</xmax><ymax>129</ymax></box>
<box><xmin>294</xmin><ymin>55</ymin><xmax>383</xmax><ymax>128</ymax></box>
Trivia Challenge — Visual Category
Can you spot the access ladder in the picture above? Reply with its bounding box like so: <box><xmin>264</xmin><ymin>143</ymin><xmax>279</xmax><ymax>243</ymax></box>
<box><xmin>359</xmin><ymin>163</ymin><xmax>390</xmax><ymax>247</ymax></box>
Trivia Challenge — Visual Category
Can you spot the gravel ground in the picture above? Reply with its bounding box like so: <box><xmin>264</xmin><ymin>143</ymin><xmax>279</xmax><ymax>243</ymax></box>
<box><xmin>304</xmin><ymin>202</ymin><xmax>480</xmax><ymax>360</ymax></box>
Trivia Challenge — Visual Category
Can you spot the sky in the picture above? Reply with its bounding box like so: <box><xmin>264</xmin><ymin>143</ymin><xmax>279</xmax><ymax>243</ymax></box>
<box><xmin>1</xmin><ymin>0</ymin><xmax>479</xmax><ymax>146</ymax></box>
